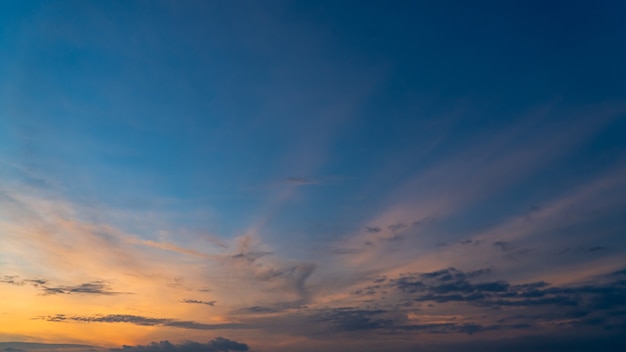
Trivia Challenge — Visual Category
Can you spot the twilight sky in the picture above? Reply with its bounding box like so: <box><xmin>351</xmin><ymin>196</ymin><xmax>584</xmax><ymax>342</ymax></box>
<box><xmin>1</xmin><ymin>1</ymin><xmax>626</xmax><ymax>351</ymax></box>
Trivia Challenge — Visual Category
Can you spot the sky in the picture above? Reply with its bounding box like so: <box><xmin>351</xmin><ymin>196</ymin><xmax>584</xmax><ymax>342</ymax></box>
<box><xmin>1</xmin><ymin>0</ymin><xmax>626</xmax><ymax>351</ymax></box>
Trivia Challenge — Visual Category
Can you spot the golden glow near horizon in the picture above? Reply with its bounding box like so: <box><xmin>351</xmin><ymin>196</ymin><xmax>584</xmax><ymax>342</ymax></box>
<box><xmin>3</xmin><ymin>170</ymin><xmax>626</xmax><ymax>350</ymax></box>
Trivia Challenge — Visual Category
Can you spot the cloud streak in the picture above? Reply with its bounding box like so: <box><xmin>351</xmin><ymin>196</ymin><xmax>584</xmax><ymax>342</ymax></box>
<box><xmin>111</xmin><ymin>339</ymin><xmax>249</xmax><ymax>352</ymax></box>
<box><xmin>181</xmin><ymin>299</ymin><xmax>216</xmax><ymax>307</ymax></box>
<box><xmin>0</xmin><ymin>275</ymin><xmax>126</xmax><ymax>296</ymax></box>
<box><xmin>39</xmin><ymin>314</ymin><xmax>244</xmax><ymax>331</ymax></box>
<box><xmin>285</xmin><ymin>177</ymin><xmax>319</xmax><ymax>185</ymax></box>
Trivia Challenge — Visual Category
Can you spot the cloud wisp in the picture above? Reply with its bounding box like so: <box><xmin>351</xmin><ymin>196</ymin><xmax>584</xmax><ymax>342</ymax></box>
<box><xmin>285</xmin><ymin>177</ymin><xmax>319</xmax><ymax>185</ymax></box>
<box><xmin>0</xmin><ymin>275</ymin><xmax>126</xmax><ymax>296</ymax></box>
<box><xmin>181</xmin><ymin>299</ymin><xmax>216</xmax><ymax>307</ymax></box>
<box><xmin>38</xmin><ymin>314</ymin><xmax>244</xmax><ymax>331</ymax></box>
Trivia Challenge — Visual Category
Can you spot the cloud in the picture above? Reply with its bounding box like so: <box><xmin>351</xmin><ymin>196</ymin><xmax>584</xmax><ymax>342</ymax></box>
<box><xmin>382</xmin><ymin>267</ymin><xmax>575</xmax><ymax>307</ymax></box>
<box><xmin>312</xmin><ymin>307</ymin><xmax>531</xmax><ymax>335</ymax></box>
<box><xmin>286</xmin><ymin>263</ymin><xmax>316</xmax><ymax>303</ymax></box>
<box><xmin>343</xmin><ymin>266</ymin><xmax>626</xmax><ymax>333</ymax></box>
<box><xmin>181</xmin><ymin>299</ymin><xmax>216</xmax><ymax>306</ymax></box>
<box><xmin>425</xmin><ymin>334</ymin><xmax>626</xmax><ymax>352</ymax></box>
<box><xmin>0</xmin><ymin>275</ymin><xmax>126</xmax><ymax>296</ymax></box>
<box><xmin>237</xmin><ymin>306</ymin><xmax>280</xmax><ymax>314</ymax></box>
<box><xmin>587</xmin><ymin>246</ymin><xmax>610</xmax><ymax>252</ymax></box>
<box><xmin>166</xmin><ymin>277</ymin><xmax>212</xmax><ymax>292</ymax></box>
<box><xmin>387</xmin><ymin>223</ymin><xmax>407</xmax><ymax>232</ymax></box>
<box><xmin>0</xmin><ymin>276</ymin><xmax>23</xmax><ymax>286</ymax></box>
<box><xmin>316</xmin><ymin>308</ymin><xmax>392</xmax><ymax>332</ymax></box>
<box><xmin>459</xmin><ymin>239</ymin><xmax>481</xmax><ymax>246</ymax></box>
<box><xmin>0</xmin><ymin>343</ymin><xmax>94</xmax><ymax>350</ymax></box>
<box><xmin>48</xmin><ymin>281</ymin><xmax>125</xmax><ymax>295</ymax></box>
<box><xmin>491</xmin><ymin>241</ymin><xmax>532</xmax><ymax>260</ymax></box>
<box><xmin>225</xmin><ymin>237</ymin><xmax>317</xmax><ymax>305</ymax></box>
<box><xmin>557</xmin><ymin>245</ymin><xmax>612</xmax><ymax>256</ymax></box>
<box><xmin>331</xmin><ymin>248</ymin><xmax>363</xmax><ymax>255</ymax></box>
<box><xmin>294</xmin><ymin>265</ymin><xmax>623</xmax><ymax>341</ymax></box>
<box><xmin>285</xmin><ymin>177</ymin><xmax>318</xmax><ymax>185</ymax></box>
<box><xmin>231</xmin><ymin>251</ymin><xmax>272</xmax><ymax>263</ymax></box>
<box><xmin>111</xmin><ymin>339</ymin><xmax>249</xmax><ymax>352</ymax></box>
<box><xmin>128</xmin><ymin>239</ymin><xmax>217</xmax><ymax>260</ymax></box>
<box><xmin>493</xmin><ymin>241</ymin><xmax>514</xmax><ymax>251</ymax></box>
<box><xmin>39</xmin><ymin>314</ymin><xmax>244</xmax><ymax>330</ymax></box>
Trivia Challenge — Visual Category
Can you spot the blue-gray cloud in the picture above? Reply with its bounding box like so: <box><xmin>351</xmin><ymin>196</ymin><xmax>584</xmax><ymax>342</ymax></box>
<box><xmin>39</xmin><ymin>314</ymin><xmax>243</xmax><ymax>330</ymax></box>
<box><xmin>0</xmin><ymin>343</ymin><xmax>94</xmax><ymax>350</ymax></box>
<box><xmin>346</xmin><ymin>266</ymin><xmax>626</xmax><ymax>334</ymax></box>
<box><xmin>0</xmin><ymin>275</ymin><xmax>125</xmax><ymax>296</ymax></box>
<box><xmin>111</xmin><ymin>339</ymin><xmax>248</xmax><ymax>352</ymax></box>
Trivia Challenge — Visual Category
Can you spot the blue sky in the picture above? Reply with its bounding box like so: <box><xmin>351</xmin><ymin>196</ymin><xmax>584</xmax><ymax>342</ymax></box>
<box><xmin>1</xmin><ymin>1</ymin><xmax>626</xmax><ymax>351</ymax></box>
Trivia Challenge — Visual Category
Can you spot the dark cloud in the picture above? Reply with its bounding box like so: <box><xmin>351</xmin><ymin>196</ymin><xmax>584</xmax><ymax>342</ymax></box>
<box><xmin>288</xmin><ymin>263</ymin><xmax>316</xmax><ymax>300</ymax></box>
<box><xmin>25</xmin><ymin>279</ymin><xmax>48</xmax><ymax>286</ymax></box>
<box><xmin>493</xmin><ymin>241</ymin><xmax>514</xmax><ymax>251</ymax></box>
<box><xmin>428</xmin><ymin>334</ymin><xmax>626</xmax><ymax>352</ymax></box>
<box><xmin>387</xmin><ymin>223</ymin><xmax>407</xmax><ymax>232</ymax></box>
<box><xmin>238</xmin><ymin>306</ymin><xmax>279</xmax><ymax>314</ymax></box>
<box><xmin>346</xmin><ymin>266</ymin><xmax>626</xmax><ymax>335</ymax></box>
<box><xmin>387</xmin><ymin>268</ymin><xmax>626</xmax><ymax>307</ymax></box>
<box><xmin>559</xmin><ymin>246</ymin><xmax>611</xmax><ymax>255</ymax></box>
<box><xmin>0</xmin><ymin>343</ymin><xmax>94</xmax><ymax>350</ymax></box>
<box><xmin>460</xmin><ymin>239</ymin><xmax>482</xmax><ymax>246</ymax></box>
<box><xmin>395</xmin><ymin>322</ymin><xmax>503</xmax><ymax>335</ymax></box>
<box><xmin>366</xmin><ymin>226</ymin><xmax>381</xmax><ymax>233</ymax></box>
<box><xmin>231</xmin><ymin>251</ymin><xmax>272</xmax><ymax>262</ymax></box>
<box><xmin>492</xmin><ymin>241</ymin><xmax>532</xmax><ymax>259</ymax></box>
<box><xmin>39</xmin><ymin>314</ymin><xmax>244</xmax><ymax>330</ymax></box>
<box><xmin>181</xmin><ymin>299</ymin><xmax>216</xmax><ymax>306</ymax></box>
<box><xmin>313</xmin><ymin>307</ymin><xmax>531</xmax><ymax>335</ymax></box>
<box><xmin>0</xmin><ymin>275</ymin><xmax>24</xmax><ymax>285</ymax></box>
<box><xmin>316</xmin><ymin>308</ymin><xmax>392</xmax><ymax>331</ymax></box>
<box><xmin>42</xmin><ymin>287</ymin><xmax>67</xmax><ymax>295</ymax></box>
<box><xmin>235</xmin><ymin>301</ymin><xmax>309</xmax><ymax>315</ymax></box>
<box><xmin>0</xmin><ymin>275</ymin><xmax>125</xmax><ymax>295</ymax></box>
<box><xmin>587</xmin><ymin>246</ymin><xmax>610</xmax><ymax>252</ymax></box>
<box><xmin>42</xmin><ymin>281</ymin><xmax>125</xmax><ymax>296</ymax></box>
<box><xmin>524</xmin><ymin>205</ymin><xmax>544</xmax><ymax>221</ymax></box>
<box><xmin>352</xmin><ymin>283</ymin><xmax>384</xmax><ymax>296</ymax></box>
<box><xmin>111</xmin><ymin>339</ymin><xmax>248</xmax><ymax>352</ymax></box>
<box><xmin>610</xmin><ymin>268</ymin><xmax>626</xmax><ymax>277</ymax></box>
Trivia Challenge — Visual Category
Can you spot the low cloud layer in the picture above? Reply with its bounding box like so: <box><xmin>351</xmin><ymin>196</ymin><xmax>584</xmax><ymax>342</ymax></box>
<box><xmin>225</xmin><ymin>266</ymin><xmax>626</xmax><ymax>340</ymax></box>
<box><xmin>39</xmin><ymin>314</ymin><xmax>243</xmax><ymax>330</ymax></box>
<box><xmin>111</xmin><ymin>339</ymin><xmax>248</xmax><ymax>352</ymax></box>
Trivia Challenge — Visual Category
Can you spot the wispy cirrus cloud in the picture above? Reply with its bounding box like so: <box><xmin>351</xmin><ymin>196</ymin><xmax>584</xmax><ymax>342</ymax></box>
<box><xmin>38</xmin><ymin>314</ymin><xmax>244</xmax><ymax>331</ymax></box>
<box><xmin>181</xmin><ymin>299</ymin><xmax>216</xmax><ymax>307</ymax></box>
<box><xmin>285</xmin><ymin>177</ymin><xmax>319</xmax><ymax>185</ymax></box>
<box><xmin>0</xmin><ymin>275</ymin><xmax>126</xmax><ymax>296</ymax></box>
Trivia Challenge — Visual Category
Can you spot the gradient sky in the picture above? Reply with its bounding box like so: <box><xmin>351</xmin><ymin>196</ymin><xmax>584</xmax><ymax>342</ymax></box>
<box><xmin>1</xmin><ymin>1</ymin><xmax>626</xmax><ymax>351</ymax></box>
